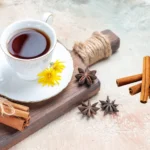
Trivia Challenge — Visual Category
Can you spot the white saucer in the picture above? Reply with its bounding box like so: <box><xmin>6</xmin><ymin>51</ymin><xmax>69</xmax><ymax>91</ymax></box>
<box><xmin>0</xmin><ymin>42</ymin><xmax>74</xmax><ymax>103</ymax></box>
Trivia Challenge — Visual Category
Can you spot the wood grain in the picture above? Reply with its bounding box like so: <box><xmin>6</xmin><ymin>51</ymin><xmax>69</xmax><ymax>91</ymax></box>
<box><xmin>0</xmin><ymin>30</ymin><xmax>120</xmax><ymax>150</ymax></box>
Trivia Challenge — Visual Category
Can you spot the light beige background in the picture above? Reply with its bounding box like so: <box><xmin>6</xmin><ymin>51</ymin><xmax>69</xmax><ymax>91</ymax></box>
<box><xmin>0</xmin><ymin>0</ymin><xmax>150</xmax><ymax>150</ymax></box>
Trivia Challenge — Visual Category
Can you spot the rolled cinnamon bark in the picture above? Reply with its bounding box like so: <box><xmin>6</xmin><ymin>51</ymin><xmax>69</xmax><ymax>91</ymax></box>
<box><xmin>0</xmin><ymin>97</ymin><xmax>29</xmax><ymax>111</ymax></box>
<box><xmin>129</xmin><ymin>83</ymin><xmax>142</xmax><ymax>95</ymax></box>
<box><xmin>140</xmin><ymin>56</ymin><xmax>150</xmax><ymax>103</ymax></box>
<box><xmin>25</xmin><ymin>116</ymin><xmax>30</xmax><ymax>127</ymax></box>
<box><xmin>0</xmin><ymin>115</ymin><xmax>26</xmax><ymax>131</ymax></box>
<box><xmin>9</xmin><ymin>102</ymin><xmax>29</xmax><ymax>112</ymax></box>
<box><xmin>0</xmin><ymin>97</ymin><xmax>30</xmax><ymax>131</ymax></box>
<box><xmin>1</xmin><ymin>105</ymin><xmax>29</xmax><ymax>120</ymax></box>
<box><xmin>116</xmin><ymin>74</ymin><xmax>142</xmax><ymax>87</ymax></box>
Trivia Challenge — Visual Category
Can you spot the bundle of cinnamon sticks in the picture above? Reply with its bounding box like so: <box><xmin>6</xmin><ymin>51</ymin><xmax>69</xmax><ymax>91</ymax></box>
<box><xmin>0</xmin><ymin>97</ymin><xmax>30</xmax><ymax>131</ymax></box>
<box><xmin>116</xmin><ymin>56</ymin><xmax>150</xmax><ymax>103</ymax></box>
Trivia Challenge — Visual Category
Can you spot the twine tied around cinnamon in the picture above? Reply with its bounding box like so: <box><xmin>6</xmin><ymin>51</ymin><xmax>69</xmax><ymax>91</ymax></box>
<box><xmin>0</xmin><ymin>98</ymin><xmax>15</xmax><ymax>116</ymax></box>
<box><xmin>73</xmin><ymin>31</ymin><xmax>112</xmax><ymax>66</ymax></box>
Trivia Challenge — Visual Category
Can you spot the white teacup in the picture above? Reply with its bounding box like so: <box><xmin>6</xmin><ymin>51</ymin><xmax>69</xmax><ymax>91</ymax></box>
<box><xmin>0</xmin><ymin>13</ymin><xmax>56</xmax><ymax>80</ymax></box>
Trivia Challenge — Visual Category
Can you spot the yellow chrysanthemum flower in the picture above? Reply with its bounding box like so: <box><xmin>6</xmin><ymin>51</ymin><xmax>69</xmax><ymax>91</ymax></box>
<box><xmin>38</xmin><ymin>68</ymin><xmax>61</xmax><ymax>86</ymax></box>
<box><xmin>51</xmin><ymin>60</ymin><xmax>65</xmax><ymax>73</ymax></box>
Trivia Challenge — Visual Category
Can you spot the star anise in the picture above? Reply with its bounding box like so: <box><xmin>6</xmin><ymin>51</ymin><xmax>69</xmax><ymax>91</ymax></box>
<box><xmin>78</xmin><ymin>100</ymin><xmax>99</xmax><ymax>117</ymax></box>
<box><xmin>100</xmin><ymin>96</ymin><xmax>119</xmax><ymax>115</ymax></box>
<box><xmin>75</xmin><ymin>68</ymin><xmax>97</xmax><ymax>86</ymax></box>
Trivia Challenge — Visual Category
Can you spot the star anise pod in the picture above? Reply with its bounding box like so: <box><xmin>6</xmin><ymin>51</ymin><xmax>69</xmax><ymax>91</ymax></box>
<box><xmin>78</xmin><ymin>100</ymin><xmax>99</xmax><ymax>117</ymax></box>
<box><xmin>100</xmin><ymin>96</ymin><xmax>119</xmax><ymax>115</ymax></box>
<box><xmin>75</xmin><ymin>68</ymin><xmax>97</xmax><ymax>86</ymax></box>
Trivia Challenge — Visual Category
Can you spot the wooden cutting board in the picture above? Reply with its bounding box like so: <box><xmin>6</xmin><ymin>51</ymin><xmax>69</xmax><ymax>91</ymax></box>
<box><xmin>0</xmin><ymin>30</ymin><xmax>120</xmax><ymax>150</ymax></box>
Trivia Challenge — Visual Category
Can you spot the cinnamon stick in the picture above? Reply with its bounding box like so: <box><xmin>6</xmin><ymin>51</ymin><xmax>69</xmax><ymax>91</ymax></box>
<box><xmin>0</xmin><ymin>97</ymin><xmax>29</xmax><ymax>111</ymax></box>
<box><xmin>116</xmin><ymin>74</ymin><xmax>142</xmax><ymax>87</ymax></box>
<box><xmin>145</xmin><ymin>56</ymin><xmax>150</xmax><ymax>101</ymax></box>
<box><xmin>0</xmin><ymin>115</ymin><xmax>26</xmax><ymax>131</ymax></box>
<box><xmin>0</xmin><ymin>97</ymin><xmax>30</xmax><ymax>131</ymax></box>
<box><xmin>129</xmin><ymin>83</ymin><xmax>142</xmax><ymax>95</ymax></box>
<box><xmin>140</xmin><ymin>56</ymin><xmax>150</xmax><ymax>103</ymax></box>
<box><xmin>25</xmin><ymin>116</ymin><xmax>30</xmax><ymax>127</ymax></box>
<box><xmin>1</xmin><ymin>105</ymin><xmax>29</xmax><ymax>120</ymax></box>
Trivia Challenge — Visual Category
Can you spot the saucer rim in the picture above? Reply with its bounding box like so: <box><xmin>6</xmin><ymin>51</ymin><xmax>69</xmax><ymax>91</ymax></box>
<box><xmin>0</xmin><ymin>42</ymin><xmax>74</xmax><ymax>103</ymax></box>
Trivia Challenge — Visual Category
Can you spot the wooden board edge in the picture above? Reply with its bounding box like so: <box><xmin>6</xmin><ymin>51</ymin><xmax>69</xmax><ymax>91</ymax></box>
<box><xmin>0</xmin><ymin>80</ymin><xmax>100</xmax><ymax>150</ymax></box>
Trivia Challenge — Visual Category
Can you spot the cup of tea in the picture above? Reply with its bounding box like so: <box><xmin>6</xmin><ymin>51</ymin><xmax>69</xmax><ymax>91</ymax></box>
<box><xmin>0</xmin><ymin>13</ymin><xmax>57</xmax><ymax>80</ymax></box>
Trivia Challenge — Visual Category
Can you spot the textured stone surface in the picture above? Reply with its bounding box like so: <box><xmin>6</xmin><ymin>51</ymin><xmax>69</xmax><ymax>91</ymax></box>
<box><xmin>1</xmin><ymin>0</ymin><xmax>150</xmax><ymax>149</ymax></box>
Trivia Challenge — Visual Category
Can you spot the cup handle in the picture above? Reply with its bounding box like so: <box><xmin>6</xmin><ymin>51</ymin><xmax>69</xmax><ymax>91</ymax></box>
<box><xmin>42</xmin><ymin>12</ymin><xmax>53</xmax><ymax>24</ymax></box>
